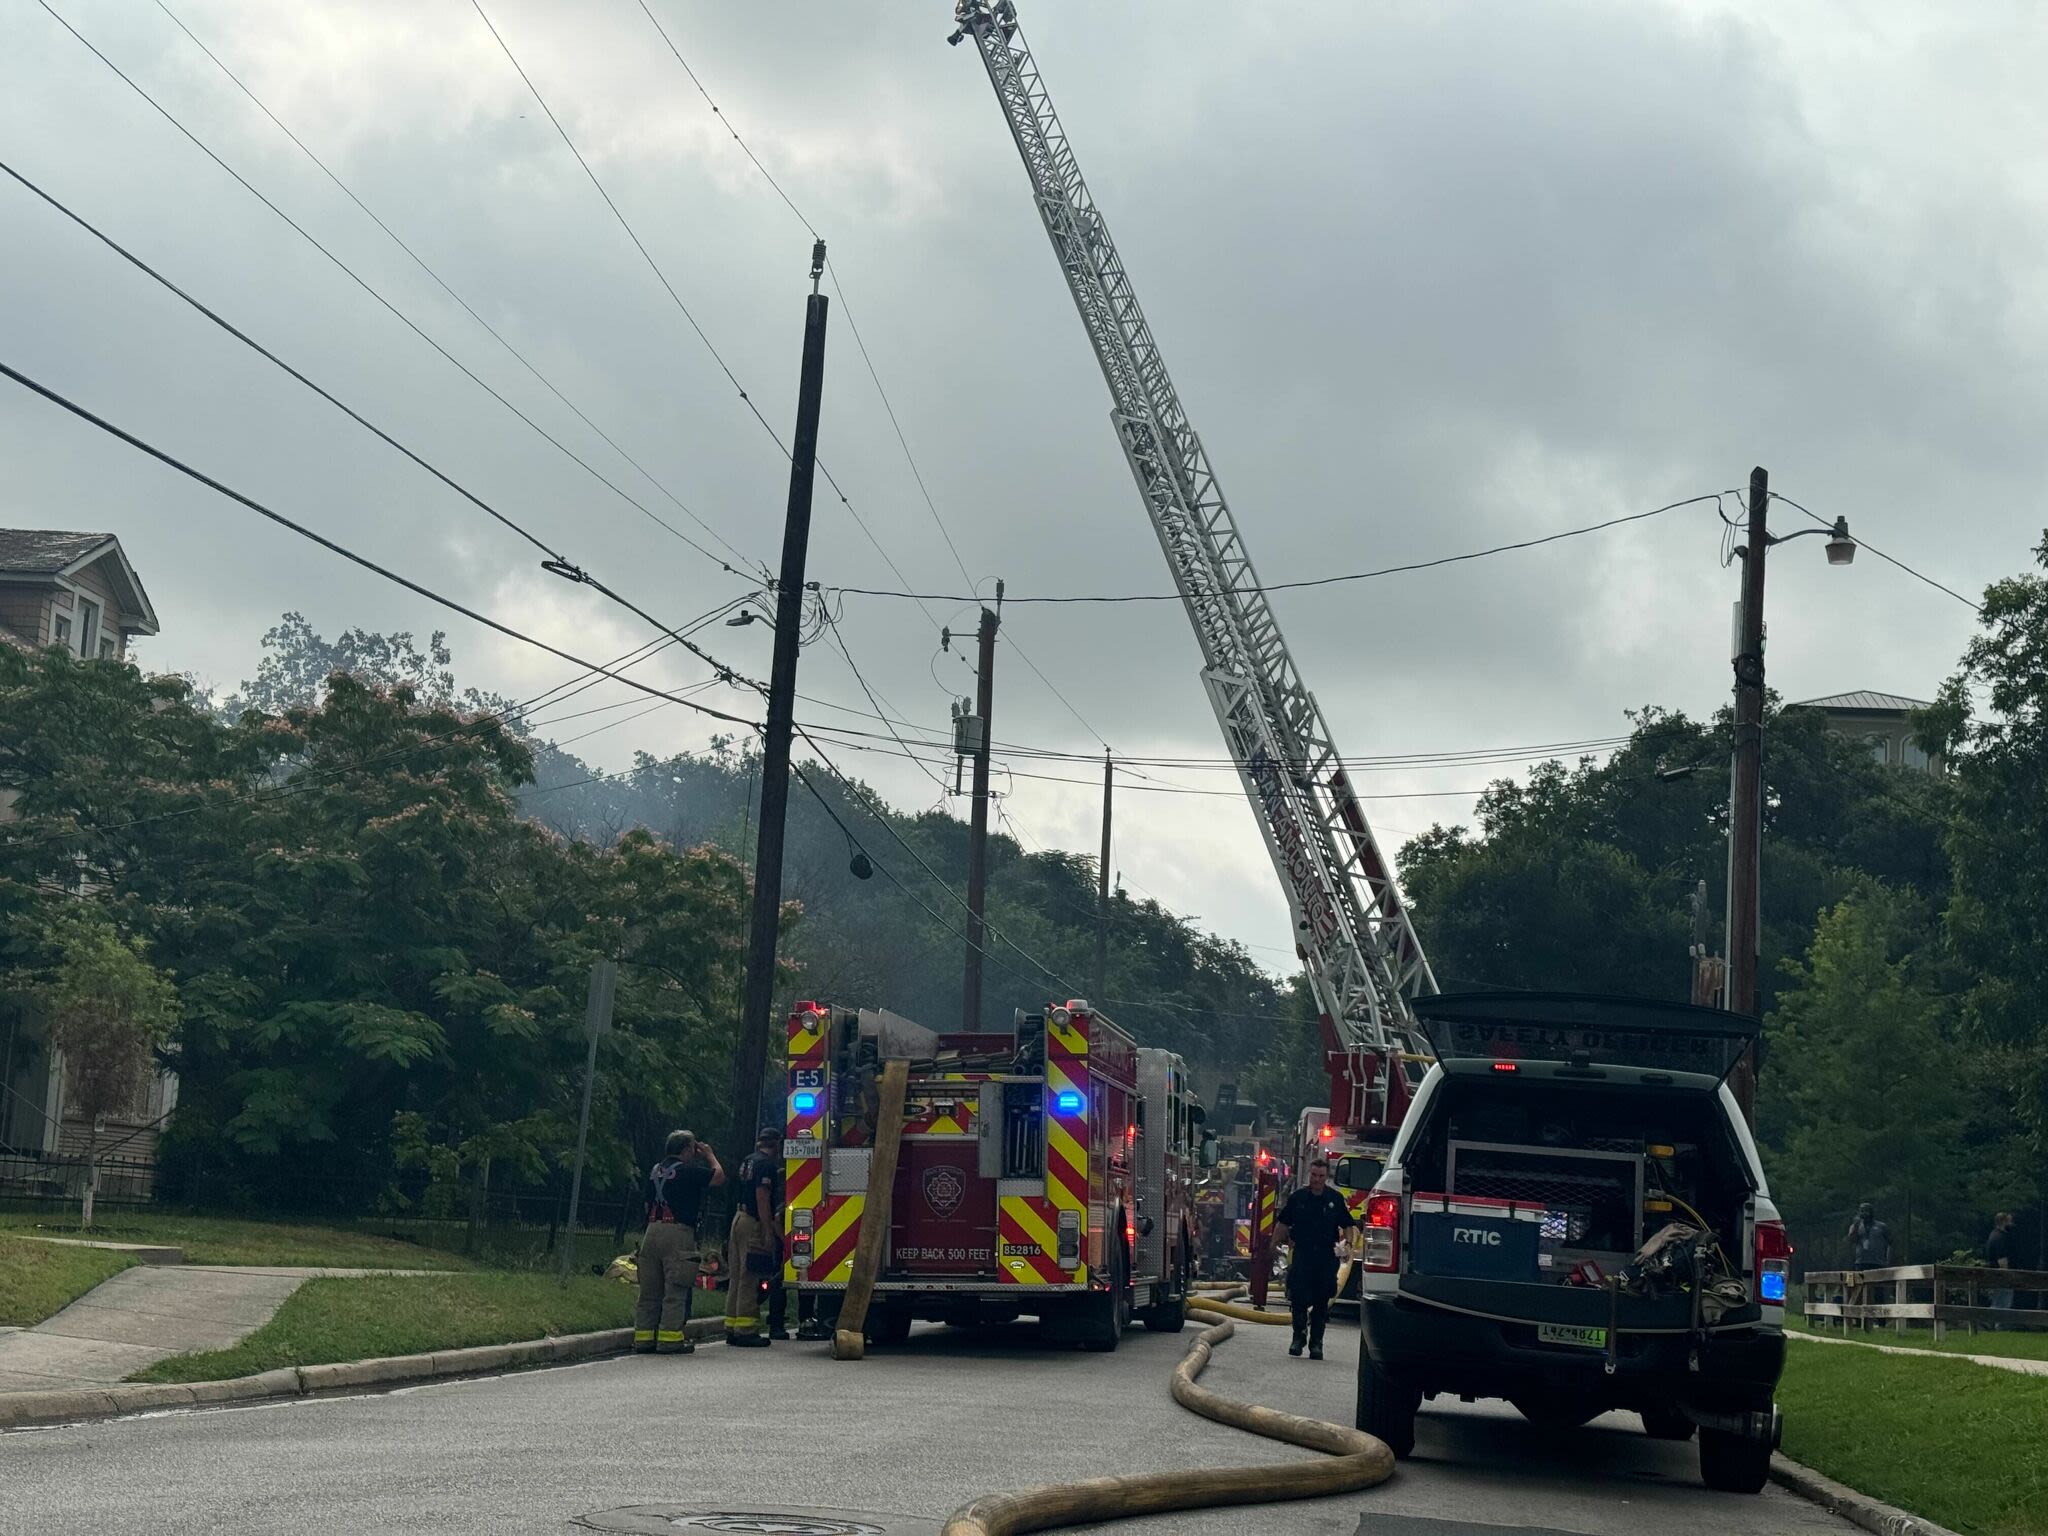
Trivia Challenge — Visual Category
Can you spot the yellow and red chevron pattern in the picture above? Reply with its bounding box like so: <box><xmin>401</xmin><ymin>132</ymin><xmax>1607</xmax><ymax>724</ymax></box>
<box><xmin>785</xmin><ymin>1005</ymin><xmax>829</xmax><ymax>1284</ymax></box>
<box><xmin>903</xmin><ymin>1098</ymin><xmax>977</xmax><ymax>1137</ymax></box>
<box><xmin>997</xmin><ymin>1193</ymin><xmax>1070</xmax><ymax>1284</ymax></box>
<box><xmin>804</xmin><ymin>1192</ymin><xmax>862</xmax><ymax>1282</ymax></box>
<box><xmin>1013</xmin><ymin>1007</ymin><xmax>1089</xmax><ymax>1287</ymax></box>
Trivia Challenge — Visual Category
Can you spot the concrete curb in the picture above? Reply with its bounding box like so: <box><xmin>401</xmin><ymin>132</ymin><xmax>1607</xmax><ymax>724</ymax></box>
<box><xmin>0</xmin><ymin>1317</ymin><xmax>725</xmax><ymax>1431</ymax></box>
<box><xmin>9</xmin><ymin>1235</ymin><xmax>186</xmax><ymax>1265</ymax></box>
<box><xmin>1771</xmin><ymin>1455</ymin><xmax>1965</xmax><ymax>1536</ymax></box>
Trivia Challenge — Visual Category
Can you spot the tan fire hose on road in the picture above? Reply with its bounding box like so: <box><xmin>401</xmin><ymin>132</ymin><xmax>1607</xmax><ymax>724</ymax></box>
<box><xmin>940</xmin><ymin>1308</ymin><xmax>1394</xmax><ymax>1535</ymax></box>
<box><xmin>831</xmin><ymin>1057</ymin><xmax>910</xmax><ymax>1361</ymax></box>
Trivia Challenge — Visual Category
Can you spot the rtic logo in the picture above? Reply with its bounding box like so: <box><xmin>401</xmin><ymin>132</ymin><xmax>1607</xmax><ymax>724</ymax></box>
<box><xmin>923</xmin><ymin>1164</ymin><xmax>966</xmax><ymax>1220</ymax></box>
<box><xmin>1453</xmin><ymin>1227</ymin><xmax>1502</xmax><ymax>1246</ymax></box>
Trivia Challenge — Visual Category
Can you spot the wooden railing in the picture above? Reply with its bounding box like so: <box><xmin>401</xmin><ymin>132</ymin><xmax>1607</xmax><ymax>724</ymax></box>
<box><xmin>1805</xmin><ymin>1264</ymin><xmax>2048</xmax><ymax>1340</ymax></box>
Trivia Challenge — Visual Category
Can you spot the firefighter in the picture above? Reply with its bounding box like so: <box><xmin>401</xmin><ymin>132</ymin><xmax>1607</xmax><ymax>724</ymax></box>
<box><xmin>1273</xmin><ymin>1156</ymin><xmax>1357</xmax><ymax>1359</ymax></box>
<box><xmin>635</xmin><ymin>1130</ymin><xmax>724</xmax><ymax>1355</ymax></box>
<box><xmin>723</xmin><ymin>1126</ymin><xmax>783</xmax><ymax>1347</ymax></box>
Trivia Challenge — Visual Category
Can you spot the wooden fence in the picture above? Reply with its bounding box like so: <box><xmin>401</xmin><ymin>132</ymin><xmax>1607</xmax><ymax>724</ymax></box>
<box><xmin>1805</xmin><ymin>1264</ymin><xmax>2048</xmax><ymax>1340</ymax></box>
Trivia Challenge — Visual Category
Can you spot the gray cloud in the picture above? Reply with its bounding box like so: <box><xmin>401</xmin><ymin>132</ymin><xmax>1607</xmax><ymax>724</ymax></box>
<box><xmin>3</xmin><ymin>0</ymin><xmax>2035</xmax><ymax>961</ymax></box>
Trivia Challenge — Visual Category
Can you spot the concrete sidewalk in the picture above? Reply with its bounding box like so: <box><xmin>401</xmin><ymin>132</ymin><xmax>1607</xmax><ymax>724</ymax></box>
<box><xmin>1790</xmin><ymin>1327</ymin><xmax>2048</xmax><ymax>1377</ymax></box>
<box><xmin>0</xmin><ymin>1265</ymin><xmax>426</xmax><ymax>1392</ymax></box>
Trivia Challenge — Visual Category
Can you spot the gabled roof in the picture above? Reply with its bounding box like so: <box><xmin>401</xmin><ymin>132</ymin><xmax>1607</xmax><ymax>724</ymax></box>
<box><xmin>0</xmin><ymin>529</ymin><xmax>115</xmax><ymax>575</ymax></box>
<box><xmin>1791</xmin><ymin>690</ymin><xmax>1933</xmax><ymax>714</ymax></box>
<box><xmin>0</xmin><ymin>529</ymin><xmax>160</xmax><ymax>636</ymax></box>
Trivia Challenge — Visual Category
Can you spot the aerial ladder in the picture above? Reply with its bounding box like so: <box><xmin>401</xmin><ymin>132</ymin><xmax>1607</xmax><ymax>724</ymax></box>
<box><xmin>950</xmin><ymin>1</ymin><xmax>1438</xmax><ymax>1142</ymax></box>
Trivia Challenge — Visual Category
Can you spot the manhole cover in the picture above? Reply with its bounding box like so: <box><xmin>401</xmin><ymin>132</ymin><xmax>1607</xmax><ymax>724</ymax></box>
<box><xmin>576</xmin><ymin>1506</ymin><xmax>938</xmax><ymax>1536</ymax></box>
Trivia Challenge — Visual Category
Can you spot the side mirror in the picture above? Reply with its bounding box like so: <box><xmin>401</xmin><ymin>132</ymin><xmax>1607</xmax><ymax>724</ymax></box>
<box><xmin>1137</xmin><ymin>1215</ymin><xmax>1155</xmax><ymax>1237</ymax></box>
<box><xmin>1199</xmin><ymin>1134</ymin><xmax>1221</xmax><ymax>1169</ymax></box>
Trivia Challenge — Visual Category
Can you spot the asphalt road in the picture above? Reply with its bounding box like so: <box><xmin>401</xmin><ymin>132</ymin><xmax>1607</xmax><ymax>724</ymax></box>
<box><xmin>0</xmin><ymin>1317</ymin><xmax>1856</xmax><ymax>1536</ymax></box>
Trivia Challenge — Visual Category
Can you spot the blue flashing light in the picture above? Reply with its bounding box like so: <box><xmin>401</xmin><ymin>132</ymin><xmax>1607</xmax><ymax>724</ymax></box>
<box><xmin>1054</xmin><ymin>1090</ymin><xmax>1084</xmax><ymax>1114</ymax></box>
<box><xmin>1759</xmin><ymin>1270</ymin><xmax>1787</xmax><ymax>1303</ymax></box>
<box><xmin>792</xmin><ymin>1092</ymin><xmax>818</xmax><ymax>1113</ymax></box>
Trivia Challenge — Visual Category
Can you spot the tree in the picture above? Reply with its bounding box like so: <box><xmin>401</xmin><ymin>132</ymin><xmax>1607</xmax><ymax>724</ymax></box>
<box><xmin>28</xmin><ymin>905</ymin><xmax>179</xmax><ymax>1227</ymax></box>
<box><xmin>1919</xmin><ymin>533</ymin><xmax>2048</xmax><ymax>1152</ymax></box>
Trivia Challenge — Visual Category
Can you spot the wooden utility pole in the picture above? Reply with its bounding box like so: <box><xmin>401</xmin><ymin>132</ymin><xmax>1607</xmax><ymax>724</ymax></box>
<box><xmin>962</xmin><ymin>589</ymin><xmax>1001</xmax><ymax>1028</ymax></box>
<box><xmin>1094</xmin><ymin>750</ymin><xmax>1112</xmax><ymax>1001</ymax></box>
<box><xmin>559</xmin><ymin>958</ymin><xmax>617</xmax><ymax>1286</ymax></box>
<box><xmin>731</xmin><ymin>240</ymin><xmax>829</xmax><ymax>1171</ymax></box>
<box><xmin>1725</xmin><ymin>465</ymin><xmax>1769</xmax><ymax>1124</ymax></box>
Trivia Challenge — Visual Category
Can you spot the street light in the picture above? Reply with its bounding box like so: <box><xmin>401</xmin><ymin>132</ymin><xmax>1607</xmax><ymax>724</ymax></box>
<box><xmin>1722</xmin><ymin>470</ymin><xmax>1853</xmax><ymax>1125</ymax></box>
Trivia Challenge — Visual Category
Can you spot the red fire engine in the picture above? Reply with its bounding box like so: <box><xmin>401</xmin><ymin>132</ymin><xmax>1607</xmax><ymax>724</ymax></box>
<box><xmin>782</xmin><ymin>999</ymin><xmax>1199</xmax><ymax>1350</ymax></box>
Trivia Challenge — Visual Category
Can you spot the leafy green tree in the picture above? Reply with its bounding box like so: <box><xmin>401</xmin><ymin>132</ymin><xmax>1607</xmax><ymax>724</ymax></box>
<box><xmin>22</xmin><ymin>904</ymin><xmax>180</xmax><ymax>1227</ymax></box>
<box><xmin>1760</xmin><ymin>888</ymin><xmax>1970</xmax><ymax>1263</ymax></box>
<box><xmin>1919</xmin><ymin>533</ymin><xmax>2048</xmax><ymax>1152</ymax></box>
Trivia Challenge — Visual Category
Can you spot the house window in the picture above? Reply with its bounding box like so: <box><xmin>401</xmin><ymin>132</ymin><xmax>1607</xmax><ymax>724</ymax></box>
<box><xmin>99</xmin><ymin>635</ymin><xmax>118</xmax><ymax>660</ymax></box>
<box><xmin>76</xmin><ymin>596</ymin><xmax>101</xmax><ymax>658</ymax></box>
<box><xmin>52</xmin><ymin>612</ymin><xmax>72</xmax><ymax>649</ymax></box>
<box><xmin>1864</xmin><ymin>733</ymin><xmax>1892</xmax><ymax>766</ymax></box>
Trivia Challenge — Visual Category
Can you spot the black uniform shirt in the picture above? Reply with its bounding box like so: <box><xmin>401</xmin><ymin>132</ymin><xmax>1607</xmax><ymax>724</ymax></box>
<box><xmin>1987</xmin><ymin>1225</ymin><xmax>2013</xmax><ymax>1267</ymax></box>
<box><xmin>1277</xmin><ymin>1185</ymin><xmax>1357</xmax><ymax>1253</ymax></box>
<box><xmin>647</xmin><ymin>1156</ymin><xmax>711</xmax><ymax>1226</ymax></box>
<box><xmin>739</xmin><ymin>1149</ymin><xmax>783</xmax><ymax>1219</ymax></box>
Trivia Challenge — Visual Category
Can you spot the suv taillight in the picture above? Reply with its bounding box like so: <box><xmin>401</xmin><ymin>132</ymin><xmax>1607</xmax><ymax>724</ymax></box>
<box><xmin>1754</xmin><ymin>1218</ymin><xmax>1792</xmax><ymax>1304</ymax></box>
<box><xmin>1362</xmin><ymin>1193</ymin><xmax>1401</xmax><ymax>1272</ymax></box>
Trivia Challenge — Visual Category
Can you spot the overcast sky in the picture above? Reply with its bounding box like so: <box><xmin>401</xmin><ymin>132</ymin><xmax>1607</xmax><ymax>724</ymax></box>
<box><xmin>4</xmin><ymin>0</ymin><xmax>2038</xmax><ymax>972</ymax></box>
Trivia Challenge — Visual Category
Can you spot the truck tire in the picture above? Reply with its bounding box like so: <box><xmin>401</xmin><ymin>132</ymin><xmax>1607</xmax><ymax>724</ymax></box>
<box><xmin>1142</xmin><ymin>1245</ymin><xmax>1190</xmax><ymax>1333</ymax></box>
<box><xmin>1355</xmin><ymin>1354</ymin><xmax>1418</xmax><ymax>1459</ymax></box>
<box><xmin>1640</xmin><ymin>1404</ymin><xmax>1697</xmax><ymax>1441</ymax></box>
<box><xmin>1080</xmin><ymin>1241</ymin><xmax>1128</xmax><ymax>1353</ymax></box>
<box><xmin>1698</xmin><ymin>1425</ymin><xmax>1771</xmax><ymax>1493</ymax></box>
<box><xmin>867</xmin><ymin>1305</ymin><xmax>913</xmax><ymax>1346</ymax></box>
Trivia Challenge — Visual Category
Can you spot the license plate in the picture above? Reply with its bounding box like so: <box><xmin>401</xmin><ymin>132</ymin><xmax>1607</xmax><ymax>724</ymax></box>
<box><xmin>1536</xmin><ymin>1323</ymin><xmax>1607</xmax><ymax>1349</ymax></box>
<box><xmin>783</xmin><ymin>1137</ymin><xmax>823</xmax><ymax>1160</ymax></box>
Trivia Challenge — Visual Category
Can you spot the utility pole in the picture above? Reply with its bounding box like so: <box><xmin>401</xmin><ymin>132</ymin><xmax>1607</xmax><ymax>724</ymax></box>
<box><xmin>1094</xmin><ymin>750</ymin><xmax>1112</xmax><ymax>1002</ymax></box>
<box><xmin>731</xmin><ymin>240</ymin><xmax>829</xmax><ymax>1173</ymax></box>
<box><xmin>1725</xmin><ymin>465</ymin><xmax>1769</xmax><ymax>1125</ymax></box>
<box><xmin>962</xmin><ymin>586</ymin><xmax>1001</xmax><ymax>1028</ymax></box>
<box><xmin>560</xmin><ymin>958</ymin><xmax>617</xmax><ymax>1286</ymax></box>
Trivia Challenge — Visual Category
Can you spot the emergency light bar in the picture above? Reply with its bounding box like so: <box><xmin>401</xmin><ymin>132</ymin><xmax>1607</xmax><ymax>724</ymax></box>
<box><xmin>1055</xmin><ymin>1090</ymin><xmax>1084</xmax><ymax>1114</ymax></box>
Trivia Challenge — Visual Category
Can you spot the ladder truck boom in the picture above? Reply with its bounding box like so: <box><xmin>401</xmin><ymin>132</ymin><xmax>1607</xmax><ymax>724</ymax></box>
<box><xmin>950</xmin><ymin>2</ymin><xmax>1438</xmax><ymax>1130</ymax></box>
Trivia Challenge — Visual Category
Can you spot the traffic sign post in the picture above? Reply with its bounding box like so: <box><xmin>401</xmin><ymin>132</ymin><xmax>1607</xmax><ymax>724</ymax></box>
<box><xmin>559</xmin><ymin>959</ymin><xmax>618</xmax><ymax>1286</ymax></box>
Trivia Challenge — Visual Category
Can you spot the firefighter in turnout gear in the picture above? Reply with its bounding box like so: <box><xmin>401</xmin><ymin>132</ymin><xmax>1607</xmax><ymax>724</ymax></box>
<box><xmin>635</xmin><ymin>1131</ymin><xmax>723</xmax><ymax>1354</ymax></box>
<box><xmin>724</xmin><ymin>1127</ymin><xmax>782</xmax><ymax>1347</ymax></box>
<box><xmin>1274</xmin><ymin>1157</ymin><xmax>1357</xmax><ymax>1359</ymax></box>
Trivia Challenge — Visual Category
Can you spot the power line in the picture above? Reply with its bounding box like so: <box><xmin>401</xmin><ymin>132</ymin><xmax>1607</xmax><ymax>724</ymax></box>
<box><xmin>829</xmin><ymin>493</ymin><xmax>1731</xmax><ymax>604</ymax></box>
<box><xmin>0</xmin><ymin>357</ymin><xmax>761</xmax><ymax>734</ymax></box>
<box><xmin>146</xmin><ymin>0</ymin><xmax>764</xmax><ymax>580</ymax></box>
<box><xmin>33</xmin><ymin>0</ymin><xmax>755</xmax><ymax>583</ymax></box>
<box><xmin>1770</xmin><ymin>492</ymin><xmax>1983</xmax><ymax>614</ymax></box>
<box><xmin>2</xmin><ymin>159</ymin><xmax>574</xmax><ymax>566</ymax></box>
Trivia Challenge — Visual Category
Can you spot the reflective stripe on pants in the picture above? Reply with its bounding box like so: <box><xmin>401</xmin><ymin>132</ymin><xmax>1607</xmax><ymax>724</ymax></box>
<box><xmin>634</xmin><ymin>1221</ymin><xmax>698</xmax><ymax>1345</ymax></box>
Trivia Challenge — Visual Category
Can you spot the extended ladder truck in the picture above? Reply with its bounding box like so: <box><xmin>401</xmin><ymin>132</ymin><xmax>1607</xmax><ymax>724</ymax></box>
<box><xmin>950</xmin><ymin>2</ymin><xmax>1439</xmax><ymax>1213</ymax></box>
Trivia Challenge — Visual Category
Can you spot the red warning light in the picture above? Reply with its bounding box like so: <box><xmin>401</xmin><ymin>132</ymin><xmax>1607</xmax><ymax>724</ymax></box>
<box><xmin>1491</xmin><ymin>1061</ymin><xmax>1519</xmax><ymax>1073</ymax></box>
<box><xmin>1318</xmin><ymin>1124</ymin><xmax>1335</xmax><ymax>1141</ymax></box>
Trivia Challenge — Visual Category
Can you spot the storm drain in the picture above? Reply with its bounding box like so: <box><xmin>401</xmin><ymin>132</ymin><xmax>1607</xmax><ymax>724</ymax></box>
<box><xmin>575</xmin><ymin>1506</ymin><xmax>938</xmax><ymax>1536</ymax></box>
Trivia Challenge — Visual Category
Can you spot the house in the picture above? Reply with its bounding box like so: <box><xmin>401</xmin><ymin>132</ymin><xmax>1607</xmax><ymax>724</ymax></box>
<box><xmin>0</xmin><ymin>529</ymin><xmax>160</xmax><ymax>658</ymax></box>
<box><xmin>1790</xmin><ymin>690</ymin><xmax>1940</xmax><ymax>773</ymax></box>
<box><xmin>0</xmin><ymin>529</ymin><xmax>172</xmax><ymax>1194</ymax></box>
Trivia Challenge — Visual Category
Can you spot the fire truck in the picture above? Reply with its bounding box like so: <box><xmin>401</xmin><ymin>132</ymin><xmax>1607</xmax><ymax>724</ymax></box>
<box><xmin>782</xmin><ymin>998</ymin><xmax>1201</xmax><ymax>1351</ymax></box>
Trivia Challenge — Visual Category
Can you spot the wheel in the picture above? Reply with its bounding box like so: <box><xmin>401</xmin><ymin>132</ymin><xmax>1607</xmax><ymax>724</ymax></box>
<box><xmin>1143</xmin><ymin>1251</ymin><xmax>1189</xmax><ymax>1334</ymax></box>
<box><xmin>867</xmin><ymin>1305</ymin><xmax>912</xmax><ymax>1345</ymax></box>
<box><xmin>1079</xmin><ymin>1240</ymin><xmax>1128</xmax><ymax>1352</ymax></box>
<box><xmin>1698</xmin><ymin>1425</ymin><xmax>1772</xmax><ymax>1493</ymax></box>
<box><xmin>1510</xmin><ymin>1395</ymin><xmax>1602</xmax><ymax>1429</ymax></box>
<box><xmin>1640</xmin><ymin>1404</ymin><xmax>1697</xmax><ymax>1441</ymax></box>
<box><xmin>1355</xmin><ymin>1354</ymin><xmax>1418</xmax><ymax>1459</ymax></box>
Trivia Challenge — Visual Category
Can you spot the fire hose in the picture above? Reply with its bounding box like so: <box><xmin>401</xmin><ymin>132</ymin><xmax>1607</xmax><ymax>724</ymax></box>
<box><xmin>940</xmin><ymin>1307</ymin><xmax>1394</xmax><ymax>1536</ymax></box>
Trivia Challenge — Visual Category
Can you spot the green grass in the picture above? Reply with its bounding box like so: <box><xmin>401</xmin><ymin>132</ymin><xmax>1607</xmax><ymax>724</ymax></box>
<box><xmin>130</xmin><ymin>1271</ymin><xmax>652</xmax><ymax>1382</ymax></box>
<box><xmin>0</xmin><ymin>1234</ymin><xmax>139</xmax><ymax>1326</ymax></box>
<box><xmin>1779</xmin><ymin>1341</ymin><xmax>2048</xmax><ymax>1536</ymax></box>
<box><xmin>0</xmin><ymin>1211</ymin><xmax>471</xmax><ymax>1270</ymax></box>
<box><xmin>1791</xmin><ymin>1315</ymin><xmax>2048</xmax><ymax>1363</ymax></box>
